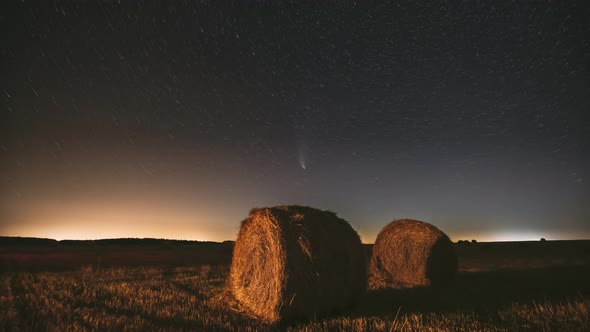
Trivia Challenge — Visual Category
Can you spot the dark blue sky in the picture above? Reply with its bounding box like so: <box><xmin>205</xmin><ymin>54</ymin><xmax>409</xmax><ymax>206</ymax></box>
<box><xmin>1</xmin><ymin>1</ymin><xmax>589</xmax><ymax>242</ymax></box>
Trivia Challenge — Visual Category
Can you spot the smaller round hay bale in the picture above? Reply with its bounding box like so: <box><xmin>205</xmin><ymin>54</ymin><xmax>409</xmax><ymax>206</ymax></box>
<box><xmin>230</xmin><ymin>205</ymin><xmax>366</xmax><ymax>323</ymax></box>
<box><xmin>369</xmin><ymin>219</ymin><xmax>457</xmax><ymax>289</ymax></box>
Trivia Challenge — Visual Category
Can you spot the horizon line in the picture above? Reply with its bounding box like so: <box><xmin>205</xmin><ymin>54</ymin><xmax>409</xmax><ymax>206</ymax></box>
<box><xmin>2</xmin><ymin>235</ymin><xmax>590</xmax><ymax>244</ymax></box>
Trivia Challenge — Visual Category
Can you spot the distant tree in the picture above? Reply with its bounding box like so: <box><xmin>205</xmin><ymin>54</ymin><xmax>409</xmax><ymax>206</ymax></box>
<box><xmin>471</xmin><ymin>239</ymin><xmax>477</xmax><ymax>244</ymax></box>
<box><xmin>540</xmin><ymin>238</ymin><xmax>546</xmax><ymax>242</ymax></box>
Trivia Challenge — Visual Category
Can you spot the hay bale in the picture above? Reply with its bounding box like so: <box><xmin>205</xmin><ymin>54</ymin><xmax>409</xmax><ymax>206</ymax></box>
<box><xmin>230</xmin><ymin>205</ymin><xmax>366</xmax><ymax>323</ymax></box>
<box><xmin>369</xmin><ymin>219</ymin><xmax>457</xmax><ymax>290</ymax></box>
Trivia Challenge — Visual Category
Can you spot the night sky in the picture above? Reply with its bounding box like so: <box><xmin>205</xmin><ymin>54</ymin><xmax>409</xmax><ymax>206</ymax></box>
<box><xmin>2</xmin><ymin>1</ymin><xmax>589</xmax><ymax>242</ymax></box>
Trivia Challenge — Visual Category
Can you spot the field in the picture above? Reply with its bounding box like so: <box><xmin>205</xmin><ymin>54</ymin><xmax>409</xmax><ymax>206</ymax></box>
<box><xmin>1</xmin><ymin>238</ymin><xmax>589</xmax><ymax>331</ymax></box>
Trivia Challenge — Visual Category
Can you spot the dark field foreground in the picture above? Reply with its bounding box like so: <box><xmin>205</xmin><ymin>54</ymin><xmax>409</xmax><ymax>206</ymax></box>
<box><xmin>1</xmin><ymin>239</ymin><xmax>589</xmax><ymax>331</ymax></box>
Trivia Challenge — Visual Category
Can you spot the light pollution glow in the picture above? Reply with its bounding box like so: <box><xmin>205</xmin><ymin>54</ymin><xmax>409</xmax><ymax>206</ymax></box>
<box><xmin>2</xmin><ymin>204</ymin><xmax>585</xmax><ymax>243</ymax></box>
<box><xmin>1</xmin><ymin>199</ymin><xmax>232</xmax><ymax>242</ymax></box>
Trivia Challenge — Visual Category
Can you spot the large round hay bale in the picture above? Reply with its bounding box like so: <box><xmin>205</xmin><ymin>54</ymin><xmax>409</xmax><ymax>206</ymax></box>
<box><xmin>230</xmin><ymin>205</ymin><xmax>366</xmax><ymax>323</ymax></box>
<box><xmin>369</xmin><ymin>219</ymin><xmax>457</xmax><ymax>290</ymax></box>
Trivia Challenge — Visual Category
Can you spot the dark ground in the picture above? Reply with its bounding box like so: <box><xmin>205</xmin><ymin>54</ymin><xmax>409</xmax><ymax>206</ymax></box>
<box><xmin>1</xmin><ymin>237</ymin><xmax>589</xmax><ymax>331</ymax></box>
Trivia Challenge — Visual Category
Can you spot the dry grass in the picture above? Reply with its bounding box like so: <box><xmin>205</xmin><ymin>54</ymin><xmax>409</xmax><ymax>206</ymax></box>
<box><xmin>230</xmin><ymin>205</ymin><xmax>366</xmax><ymax>323</ymax></box>
<box><xmin>0</xmin><ymin>265</ymin><xmax>588</xmax><ymax>331</ymax></box>
<box><xmin>1</xmin><ymin>239</ymin><xmax>589</xmax><ymax>331</ymax></box>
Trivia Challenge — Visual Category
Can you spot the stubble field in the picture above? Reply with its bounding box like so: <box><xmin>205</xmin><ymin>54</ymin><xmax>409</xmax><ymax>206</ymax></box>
<box><xmin>0</xmin><ymin>238</ymin><xmax>589</xmax><ymax>331</ymax></box>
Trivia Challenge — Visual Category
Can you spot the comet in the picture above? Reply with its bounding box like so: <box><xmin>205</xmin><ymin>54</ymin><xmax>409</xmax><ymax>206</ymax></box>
<box><xmin>297</xmin><ymin>144</ymin><xmax>306</xmax><ymax>170</ymax></box>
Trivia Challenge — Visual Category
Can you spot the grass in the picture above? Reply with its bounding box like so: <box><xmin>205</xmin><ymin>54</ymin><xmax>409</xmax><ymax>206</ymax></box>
<box><xmin>0</xmin><ymin>240</ymin><xmax>589</xmax><ymax>331</ymax></box>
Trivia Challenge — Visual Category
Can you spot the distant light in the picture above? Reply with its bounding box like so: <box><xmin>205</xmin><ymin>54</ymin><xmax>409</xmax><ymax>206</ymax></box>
<box><xmin>485</xmin><ymin>231</ymin><xmax>547</xmax><ymax>242</ymax></box>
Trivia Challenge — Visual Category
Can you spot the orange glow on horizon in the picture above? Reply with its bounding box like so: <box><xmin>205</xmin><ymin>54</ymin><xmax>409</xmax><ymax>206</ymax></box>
<box><xmin>1</xmin><ymin>198</ymin><xmax>234</xmax><ymax>242</ymax></box>
<box><xmin>3</xmin><ymin>197</ymin><xmax>588</xmax><ymax>243</ymax></box>
<box><xmin>4</xmin><ymin>226</ymin><xmax>588</xmax><ymax>243</ymax></box>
